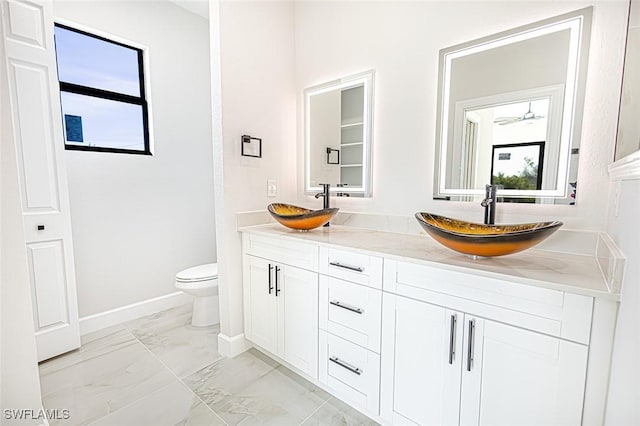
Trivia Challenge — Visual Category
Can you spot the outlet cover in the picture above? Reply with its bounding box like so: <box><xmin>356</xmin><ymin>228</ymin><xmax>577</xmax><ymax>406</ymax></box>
<box><xmin>267</xmin><ymin>179</ymin><xmax>277</xmax><ymax>197</ymax></box>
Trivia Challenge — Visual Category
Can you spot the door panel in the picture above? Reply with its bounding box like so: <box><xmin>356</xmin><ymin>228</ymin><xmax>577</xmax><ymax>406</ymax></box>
<box><xmin>278</xmin><ymin>264</ymin><xmax>318</xmax><ymax>378</ymax></box>
<box><xmin>381</xmin><ymin>294</ymin><xmax>462</xmax><ymax>426</ymax></box>
<box><xmin>2</xmin><ymin>0</ymin><xmax>80</xmax><ymax>361</ymax></box>
<box><xmin>27</xmin><ymin>240</ymin><xmax>69</xmax><ymax>329</ymax></box>
<box><xmin>460</xmin><ymin>318</ymin><xmax>588</xmax><ymax>426</ymax></box>
<box><xmin>245</xmin><ymin>256</ymin><xmax>277</xmax><ymax>354</ymax></box>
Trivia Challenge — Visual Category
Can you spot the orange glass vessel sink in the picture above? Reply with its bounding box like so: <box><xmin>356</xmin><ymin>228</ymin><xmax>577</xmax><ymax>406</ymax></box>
<box><xmin>268</xmin><ymin>203</ymin><xmax>339</xmax><ymax>231</ymax></box>
<box><xmin>415</xmin><ymin>213</ymin><xmax>562</xmax><ymax>257</ymax></box>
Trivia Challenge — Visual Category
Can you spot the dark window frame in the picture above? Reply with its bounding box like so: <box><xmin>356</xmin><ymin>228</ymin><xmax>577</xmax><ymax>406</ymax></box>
<box><xmin>490</xmin><ymin>141</ymin><xmax>545</xmax><ymax>190</ymax></box>
<box><xmin>54</xmin><ymin>23</ymin><xmax>151</xmax><ymax>155</ymax></box>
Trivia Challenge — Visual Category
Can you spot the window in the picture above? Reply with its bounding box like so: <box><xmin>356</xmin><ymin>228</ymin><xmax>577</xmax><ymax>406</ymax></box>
<box><xmin>54</xmin><ymin>24</ymin><xmax>150</xmax><ymax>154</ymax></box>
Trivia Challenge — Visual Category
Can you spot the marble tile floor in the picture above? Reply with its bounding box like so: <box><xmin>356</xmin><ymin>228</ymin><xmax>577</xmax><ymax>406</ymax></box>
<box><xmin>39</xmin><ymin>304</ymin><xmax>378</xmax><ymax>426</ymax></box>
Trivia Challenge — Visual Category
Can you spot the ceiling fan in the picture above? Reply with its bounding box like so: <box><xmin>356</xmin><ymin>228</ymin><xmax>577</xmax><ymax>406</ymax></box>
<box><xmin>493</xmin><ymin>101</ymin><xmax>545</xmax><ymax>125</ymax></box>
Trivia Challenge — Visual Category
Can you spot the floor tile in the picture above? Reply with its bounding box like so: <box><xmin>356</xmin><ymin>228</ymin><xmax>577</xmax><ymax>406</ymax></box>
<box><xmin>124</xmin><ymin>304</ymin><xmax>223</xmax><ymax>378</ymax></box>
<box><xmin>39</xmin><ymin>325</ymin><xmax>136</xmax><ymax>378</ymax></box>
<box><xmin>185</xmin><ymin>349</ymin><xmax>330</xmax><ymax>425</ymax></box>
<box><xmin>302</xmin><ymin>397</ymin><xmax>379</xmax><ymax>426</ymax></box>
<box><xmin>88</xmin><ymin>380</ymin><xmax>225</xmax><ymax>426</ymax></box>
<box><xmin>40</xmin><ymin>332</ymin><xmax>176</xmax><ymax>425</ymax></box>
<box><xmin>123</xmin><ymin>303</ymin><xmax>193</xmax><ymax>337</ymax></box>
<box><xmin>183</xmin><ymin>349</ymin><xmax>280</xmax><ymax>408</ymax></box>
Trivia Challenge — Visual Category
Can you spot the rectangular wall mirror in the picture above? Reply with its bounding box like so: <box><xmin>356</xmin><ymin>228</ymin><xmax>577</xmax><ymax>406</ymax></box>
<box><xmin>614</xmin><ymin>0</ymin><xmax>640</xmax><ymax>163</ymax></box>
<box><xmin>433</xmin><ymin>8</ymin><xmax>592</xmax><ymax>204</ymax></box>
<box><xmin>305</xmin><ymin>70</ymin><xmax>374</xmax><ymax>197</ymax></box>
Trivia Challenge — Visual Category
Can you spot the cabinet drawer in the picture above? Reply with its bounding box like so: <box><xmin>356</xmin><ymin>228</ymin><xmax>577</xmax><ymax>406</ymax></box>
<box><xmin>319</xmin><ymin>246</ymin><xmax>382</xmax><ymax>288</ymax></box>
<box><xmin>319</xmin><ymin>331</ymin><xmax>380</xmax><ymax>416</ymax></box>
<box><xmin>243</xmin><ymin>233</ymin><xmax>318</xmax><ymax>272</ymax></box>
<box><xmin>384</xmin><ymin>259</ymin><xmax>593</xmax><ymax>344</ymax></box>
<box><xmin>319</xmin><ymin>276</ymin><xmax>382</xmax><ymax>353</ymax></box>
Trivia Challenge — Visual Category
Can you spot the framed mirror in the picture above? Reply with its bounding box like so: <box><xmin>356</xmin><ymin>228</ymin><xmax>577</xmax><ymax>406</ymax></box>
<box><xmin>434</xmin><ymin>8</ymin><xmax>592</xmax><ymax>203</ymax></box>
<box><xmin>612</xmin><ymin>0</ymin><xmax>640</xmax><ymax>177</ymax></box>
<box><xmin>305</xmin><ymin>70</ymin><xmax>374</xmax><ymax>197</ymax></box>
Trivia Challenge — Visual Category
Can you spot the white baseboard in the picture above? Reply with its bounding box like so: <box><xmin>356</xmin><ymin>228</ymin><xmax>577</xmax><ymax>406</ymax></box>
<box><xmin>218</xmin><ymin>332</ymin><xmax>252</xmax><ymax>357</ymax></box>
<box><xmin>79</xmin><ymin>291</ymin><xmax>193</xmax><ymax>335</ymax></box>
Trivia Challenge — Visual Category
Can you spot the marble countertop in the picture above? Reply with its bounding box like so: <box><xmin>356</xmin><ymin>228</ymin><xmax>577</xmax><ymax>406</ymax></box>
<box><xmin>239</xmin><ymin>223</ymin><xmax>619</xmax><ymax>301</ymax></box>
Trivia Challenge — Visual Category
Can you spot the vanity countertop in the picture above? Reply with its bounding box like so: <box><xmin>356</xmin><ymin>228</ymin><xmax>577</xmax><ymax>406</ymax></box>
<box><xmin>239</xmin><ymin>223</ymin><xmax>619</xmax><ymax>301</ymax></box>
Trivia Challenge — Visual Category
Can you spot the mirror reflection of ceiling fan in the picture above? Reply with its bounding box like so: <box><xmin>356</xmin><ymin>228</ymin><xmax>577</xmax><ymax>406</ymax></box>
<box><xmin>493</xmin><ymin>101</ymin><xmax>545</xmax><ymax>125</ymax></box>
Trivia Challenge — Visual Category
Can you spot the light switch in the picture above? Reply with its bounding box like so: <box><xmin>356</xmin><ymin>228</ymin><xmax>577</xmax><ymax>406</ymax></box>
<box><xmin>267</xmin><ymin>179</ymin><xmax>277</xmax><ymax>197</ymax></box>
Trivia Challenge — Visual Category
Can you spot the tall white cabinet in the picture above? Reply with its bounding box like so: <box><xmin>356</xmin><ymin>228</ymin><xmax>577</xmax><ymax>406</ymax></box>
<box><xmin>1</xmin><ymin>0</ymin><xmax>80</xmax><ymax>361</ymax></box>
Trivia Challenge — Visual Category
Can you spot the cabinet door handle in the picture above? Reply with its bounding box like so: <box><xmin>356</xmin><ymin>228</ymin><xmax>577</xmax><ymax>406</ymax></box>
<box><xmin>275</xmin><ymin>266</ymin><xmax>281</xmax><ymax>296</ymax></box>
<box><xmin>329</xmin><ymin>300</ymin><xmax>364</xmax><ymax>314</ymax></box>
<box><xmin>448</xmin><ymin>314</ymin><xmax>457</xmax><ymax>365</ymax></box>
<box><xmin>329</xmin><ymin>356</ymin><xmax>362</xmax><ymax>375</ymax></box>
<box><xmin>329</xmin><ymin>261</ymin><xmax>364</xmax><ymax>272</ymax></box>
<box><xmin>467</xmin><ymin>319</ymin><xmax>475</xmax><ymax>372</ymax></box>
<box><xmin>268</xmin><ymin>264</ymin><xmax>274</xmax><ymax>294</ymax></box>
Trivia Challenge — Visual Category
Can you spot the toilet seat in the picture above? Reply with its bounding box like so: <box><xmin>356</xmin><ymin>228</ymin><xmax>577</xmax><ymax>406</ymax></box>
<box><xmin>175</xmin><ymin>263</ymin><xmax>218</xmax><ymax>283</ymax></box>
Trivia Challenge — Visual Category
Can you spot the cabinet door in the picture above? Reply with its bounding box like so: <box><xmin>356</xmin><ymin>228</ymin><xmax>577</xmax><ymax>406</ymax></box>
<box><xmin>380</xmin><ymin>293</ymin><xmax>463</xmax><ymax>426</ymax></box>
<box><xmin>277</xmin><ymin>264</ymin><xmax>318</xmax><ymax>378</ymax></box>
<box><xmin>2</xmin><ymin>0</ymin><xmax>80</xmax><ymax>361</ymax></box>
<box><xmin>460</xmin><ymin>318</ymin><xmax>588</xmax><ymax>426</ymax></box>
<box><xmin>244</xmin><ymin>255</ymin><xmax>278</xmax><ymax>354</ymax></box>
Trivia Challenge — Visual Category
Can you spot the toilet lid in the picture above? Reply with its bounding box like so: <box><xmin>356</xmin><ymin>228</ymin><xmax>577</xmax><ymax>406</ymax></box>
<box><xmin>176</xmin><ymin>263</ymin><xmax>218</xmax><ymax>282</ymax></box>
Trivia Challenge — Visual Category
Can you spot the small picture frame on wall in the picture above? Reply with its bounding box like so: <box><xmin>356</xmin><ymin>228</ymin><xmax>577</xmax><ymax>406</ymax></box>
<box><xmin>241</xmin><ymin>135</ymin><xmax>262</xmax><ymax>158</ymax></box>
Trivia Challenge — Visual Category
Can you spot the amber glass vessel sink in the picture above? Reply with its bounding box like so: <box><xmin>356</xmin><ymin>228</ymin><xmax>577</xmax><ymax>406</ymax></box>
<box><xmin>268</xmin><ymin>203</ymin><xmax>339</xmax><ymax>231</ymax></box>
<box><xmin>415</xmin><ymin>213</ymin><xmax>562</xmax><ymax>257</ymax></box>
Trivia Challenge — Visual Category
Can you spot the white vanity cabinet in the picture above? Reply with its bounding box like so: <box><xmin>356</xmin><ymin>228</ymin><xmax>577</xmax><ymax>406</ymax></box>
<box><xmin>381</xmin><ymin>259</ymin><xmax>592</xmax><ymax>426</ymax></box>
<box><xmin>240</xmin><ymin>225</ymin><xmax>617</xmax><ymax>426</ymax></box>
<box><xmin>242</xmin><ymin>234</ymin><xmax>319</xmax><ymax>378</ymax></box>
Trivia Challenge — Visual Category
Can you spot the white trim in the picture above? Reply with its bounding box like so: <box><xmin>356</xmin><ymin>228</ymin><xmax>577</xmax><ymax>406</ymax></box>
<box><xmin>217</xmin><ymin>332</ymin><xmax>252</xmax><ymax>358</ymax></box>
<box><xmin>608</xmin><ymin>150</ymin><xmax>640</xmax><ymax>181</ymax></box>
<box><xmin>79</xmin><ymin>291</ymin><xmax>193</xmax><ymax>335</ymax></box>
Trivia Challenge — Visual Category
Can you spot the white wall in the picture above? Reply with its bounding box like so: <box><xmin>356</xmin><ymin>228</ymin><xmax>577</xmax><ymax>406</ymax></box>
<box><xmin>295</xmin><ymin>1</ymin><xmax>628</xmax><ymax>230</ymax></box>
<box><xmin>604</xmin><ymin>181</ymin><xmax>640</xmax><ymax>425</ymax></box>
<box><xmin>53</xmin><ymin>0</ymin><xmax>216</xmax><ymax>317</ymax></box>
<box><xmin>0</xmin><ymin>30</ymin><xmax>43</xmax><ymax>425</ymax></box>
<box><xmin>211</xmin><ymin>0</ymin><xmax>296</xmax><ymax>349</ymax></box>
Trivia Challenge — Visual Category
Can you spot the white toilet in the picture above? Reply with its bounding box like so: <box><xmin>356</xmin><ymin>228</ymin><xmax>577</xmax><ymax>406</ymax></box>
<box><xmin>175</xmin><ymin>263</ymin><xmax>220</xmax><ymax>327</ymax></box>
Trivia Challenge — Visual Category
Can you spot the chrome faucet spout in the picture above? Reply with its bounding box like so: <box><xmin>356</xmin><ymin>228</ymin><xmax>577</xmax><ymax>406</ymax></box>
<box><xmin>482</xmin><ymin>184</ymin><xmax>498</xmax><ymax>225</ymax></box>
<box><xmin>316</xmin><ymin>184</ymin><xmax>331</xmax><ymax>226</ymax></box>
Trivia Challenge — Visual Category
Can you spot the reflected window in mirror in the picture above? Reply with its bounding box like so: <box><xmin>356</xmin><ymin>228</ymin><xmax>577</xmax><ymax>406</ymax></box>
<box><xmin>434</xmin><ymin>8</ymin><xmax>592</xmax><ymax>204</ymax></box>
<box><xmin>305</xmin><ymin>71</ymin><xmax>374</xmax><ymax>197</ymax></box>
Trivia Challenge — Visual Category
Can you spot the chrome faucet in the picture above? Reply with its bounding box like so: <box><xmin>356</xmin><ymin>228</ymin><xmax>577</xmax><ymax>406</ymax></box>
<box><xmin>314</xmin><ymin>183</ymin><xmax>331</xmax><ymax>226</ymax></box>
<box><xmin>480</xmin><ymin>184</ymin><xmax>498</xmax><ymax>225</ymax></box>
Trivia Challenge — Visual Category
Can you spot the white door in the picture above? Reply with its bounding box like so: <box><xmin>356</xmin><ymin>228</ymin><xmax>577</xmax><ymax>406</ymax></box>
<box><xmin>244</xmin><ymin>255</ymin><xmax>278</xmax><ymax>354</ymax></box>
<box><xmin>459</xmin><ymin>317</ymin><xmax>588</xmax><ymax>426</ymax></box>
<box><xmin>1</xmin><ymin>0</ymin><xmax>80</xmax><ymax>361</ymax></box>
<box><xmin>380</xmin><ymin>293</ymin><xmax>463</xmax><ymax>426</ymax></box>
<box><xmin>276</xmin><ymin>264</ymin><xmax>318</xmax><ymax>378</ymax></box>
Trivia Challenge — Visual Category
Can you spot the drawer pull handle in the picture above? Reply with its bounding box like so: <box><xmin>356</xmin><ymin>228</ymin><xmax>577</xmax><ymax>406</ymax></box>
<box><xmin>329</xmin><ymin>356</ymin><xmax>362</xmax><ymax>375</ymax></box>
<box><xmin>37</xmin><ymin>225</ymin><xmax>45</xmax><ymax>231</ymax></box>
<box><xmin>275</xmin><ymin>266</ymin><xmax>281</xmax><ymax>296</ymax></box>
<box><xmin>448</xmin><ymin>314</ymin><xmax>457</xmax><ymax>365</ymax></box>
<box><xmin>467</xmin><ymin>319</ymin><xmax>475</xmax><ymax>372</ymax></box>
<box><xmin>268</xmin><ymin>264</ymin><xmax>274</xmax><ymax>294</ymax></box>
<box><xmin>329</xmin><ymin>300</ymin><xmax>364</xmax><ymax>314</ymax></box>
<box><xmin>329</xmin><ymin>262</ymin><xmax>364</xmax><ymax>273</ymax></box>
